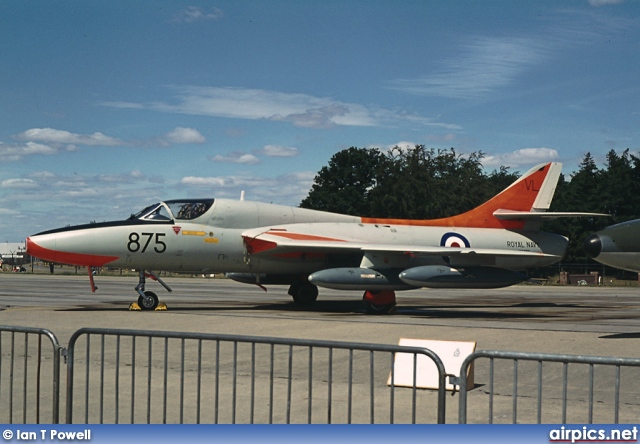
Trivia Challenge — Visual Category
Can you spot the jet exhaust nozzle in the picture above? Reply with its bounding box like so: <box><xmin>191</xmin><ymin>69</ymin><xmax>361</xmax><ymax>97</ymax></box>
<box><xmin>583</xmin><ymin>233</ymin><xmax>603</xmax><ymax>259</ymax></box>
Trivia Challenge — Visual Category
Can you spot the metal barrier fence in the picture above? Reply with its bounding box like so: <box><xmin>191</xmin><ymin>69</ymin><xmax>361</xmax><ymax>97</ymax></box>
<box><xmin>0</xmin><ymin>326</ymin><xmax>63</xmax><ymax>424</ymax></box>
<box><xmin>457</xmin><ymin>350</ymin><xmax>640</xmax><ymax>424</ymax></box>
<box><xmin>66</xmin><ymin>328</ymin><xmax>448</xmax><ymax>424</ymax></box>
<box><xmin>4</xmin><ymin>324</ymin><xmax>640</xmax><ymax>425</ymax></box>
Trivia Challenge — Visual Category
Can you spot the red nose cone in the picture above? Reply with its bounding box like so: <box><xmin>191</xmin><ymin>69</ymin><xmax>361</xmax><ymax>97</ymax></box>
<box><xmin>26</xmin><ymin>236</ymin><xmax>119</xmax><ymax>267</ymax></box>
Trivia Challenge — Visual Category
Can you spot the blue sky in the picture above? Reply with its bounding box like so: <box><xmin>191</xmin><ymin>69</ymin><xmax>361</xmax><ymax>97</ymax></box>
<box><xmin>1</xmin><ymin>0</ymin><xmax>639</xmax><ymax>241</ymax></box>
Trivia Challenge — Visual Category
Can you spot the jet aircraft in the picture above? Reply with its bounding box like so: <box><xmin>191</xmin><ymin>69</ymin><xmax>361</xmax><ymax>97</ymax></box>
<box><xmin>26</xmin><ymin>162</ymin><xmax>603</xmax><ymax>314</ymax></box>
<box><xmin>584</xmin><ymin>220</ymin><xmax>640</xmax><ymax>272</ymax></box>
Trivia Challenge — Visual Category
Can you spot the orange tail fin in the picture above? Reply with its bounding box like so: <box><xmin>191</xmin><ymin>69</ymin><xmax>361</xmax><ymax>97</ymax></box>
<box><xmin>361</xmin><ymin>162</ymin><xmax>561</xmax><ymax>229</ymax></box>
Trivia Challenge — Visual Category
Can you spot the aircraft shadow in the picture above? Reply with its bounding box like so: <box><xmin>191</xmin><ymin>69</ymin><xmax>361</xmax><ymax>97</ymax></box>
<box><xmin>58</xmin><ymin>299</ymin><xmax>588</xmax><ymax>321</ymax></box>
<box><xmin>599</xmin><ymin>332</ymin><xmax>640</xmax><ymax>339</ymax></box>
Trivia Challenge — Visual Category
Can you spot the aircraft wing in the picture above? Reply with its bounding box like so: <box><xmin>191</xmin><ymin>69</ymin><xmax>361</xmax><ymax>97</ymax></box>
<box><xmin>242</xmin><ymin>229</ymin><xmax>559</xmax><ymax>258</ymax></box>
<box><xmin>363</xmin><ymin>245</ymin><xmax>558</xmax><ymax>258</ymax></box>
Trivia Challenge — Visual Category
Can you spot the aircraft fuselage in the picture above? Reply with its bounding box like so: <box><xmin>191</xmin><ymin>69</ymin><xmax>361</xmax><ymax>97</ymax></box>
<box><xmin>584</xmin><ymin>219</ymin><xmax>640</xmax><ymax>272</ymax></box>
<box><xmin>25</xmin><ymin>161</ymin><xmax>585</xmax><ymax>312</ymax></box>
<box><xmin>27</xmin><ymin>198</ymin><xmax>567</xmax><ymax>275</ymax></box>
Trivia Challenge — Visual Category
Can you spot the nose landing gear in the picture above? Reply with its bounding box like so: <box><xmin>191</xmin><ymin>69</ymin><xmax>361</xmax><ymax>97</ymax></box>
<box><xmin>131</xmin><ymin>270</ymin><xmax>172</xmax><ymax>311</ymax></box>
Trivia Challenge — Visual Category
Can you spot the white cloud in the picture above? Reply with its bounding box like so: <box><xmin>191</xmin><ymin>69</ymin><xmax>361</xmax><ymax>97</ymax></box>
<box><xmin>17</xmin><ymin>128</ymin><xmax>124</xmax><ymax>146</ymax></box>
<box><xmin>164</xmin><ymin>127</ymin><xmax>206</xmax><ymax>144</ymax></box>
<box><xmin>14</xmin><ymin>126</ymin><xmax>207</xmax><ymax>150</ymax></box>
<box><xmin>0</xmin><ymin>142</ymin><xmax>57</xmax><ymax>161</ymax></box>
<box><xmin>172</xmin><ymin>6</ymin><xmax>224</xmax><ymax>23</ymax></box>
<box><xmin>29</xmin><ymin>171</ymin><xmax>57</xmax><ymax>180</ymax></box>
<box><xmin>179</xmin><ymin>171</ymin><xmax>316</xmax><ymax>204</ymax></box>
<box><xmin>181</xmin><ymin>175</ymin><xmax>274</xmax><ymax>188</ymax></box>
<box><xmin>98</xmin><ymin>171</ymin><xmax>149</xmax><ymax>184</ymax></box>
<box><xmin>391</xmin><ymin>36</ymin><xmax>549</xmax><ymax>99</ymax></box>
<box><xmin>261</xmin><ymin>145</ymin><xmax>298</xmax><ymax>157</ymax></box>
<box><xmin>269</xmin><ymin>104</ymin><xmax>353</xmax><ymax>128</ymax></box>
<box><xmin>209</xmin><ymin>151</ymin><xmax>260</xmax><ymax>164</ymax></box>
<box><xmin>588</xmin><ymin>0</ymin><xmax>624</xmax><ymax>6</ymax></box>
<box><xmin>0</xmin><ymin>208</ymin><xmax>19</xmax><ymax>216</ymax></box>
<box><xmin>483</xmin><ymin>148</ymin><xmax>560</xmax><ymax>167</ymax></box>
<box><xmin>158</xmin><ymin>86</ymin><xmax>375</xmax><ymax>128</ymax></box>
<box><xmin>105</xmin><ymin>86</ymin><xmax>459</xmax><ymax>130</ymax></box>
<box><xmin>97</xmin><ymin>101</ymin><xmax>144</xmax><ymax>109</ymax></box>
<box><xmin>180</xmin><ymin>176</ymin><xmax>227</xmax><ymax>187</ymax></box>
<box><xmin>367</xmin><ymin>141</ymin><xmax>417</xmax><ymax>152</ymax></box>
<box><xmin>1</xmin><ymin>179</ymin><xmax>38</xmax><ymax>189</ymax></box>
<box><xmin>60</xmin><ymin>188</ymin><xmax>101</xmax><ymax>198</ymax></box>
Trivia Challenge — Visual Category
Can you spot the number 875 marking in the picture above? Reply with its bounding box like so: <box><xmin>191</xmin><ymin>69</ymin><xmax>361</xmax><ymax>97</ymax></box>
<box><xmin>127</xmin><ymin>232</ymin><xmax>167</xmax><ymax>253</ymax></box>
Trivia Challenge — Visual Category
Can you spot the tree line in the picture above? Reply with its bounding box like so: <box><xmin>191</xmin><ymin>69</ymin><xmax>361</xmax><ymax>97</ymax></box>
<box><xmin>300</xmin><ymin>145</ymin><xmax>640</xmax><ymax>263</ymax></box>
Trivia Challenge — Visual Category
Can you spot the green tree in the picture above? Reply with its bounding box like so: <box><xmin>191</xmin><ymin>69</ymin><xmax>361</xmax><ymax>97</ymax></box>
<box><xmin>547</xmin><ymin>153</ymin><xmax>603</xmax><ymax>262</ymax></box>
<box><xmin>367</xmin><ymin>145</ymin><xmax>440</xmax><ymax>218</ymax></box>
<box><xmin>547</xmin><ymin>150</ymin><xmax>640</xmax><ymax>262</ymax></box>
<box><xmin>599</xmin><ymin>149</ymin><xmax>638</xmax><ymax>219</ymax></box>
<box><xmin>301</xmin><ymin>146</ymin><xmax>640</xmax><ymax>269</ymax></box>
<box><xmin>300</xmin><ymin>147</ymin><xmax>385</xmax><ymax>216</ymax></box>
<box><xmin>302</xmin><ymin>145</ymin><xmax>518</xmax><ymax>219</ymax></box>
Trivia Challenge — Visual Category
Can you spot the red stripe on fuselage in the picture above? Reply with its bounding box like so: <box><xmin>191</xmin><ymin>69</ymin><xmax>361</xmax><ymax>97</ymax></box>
<box><xmin>26</xmin><ymin>237</ymin><xmax>120</xmax><ymax>267</ymax></box>
<box><xmin>265</xmin><ymin>231</ymin><xmax>347</xmax><ymax>242</ymax></box>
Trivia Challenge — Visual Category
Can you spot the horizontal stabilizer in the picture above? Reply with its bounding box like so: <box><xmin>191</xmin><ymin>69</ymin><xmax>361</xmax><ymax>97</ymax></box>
<box><xmin>493</xmin><ymin>210</ymin><xmax>610</xmax><ymax>221</ymax></box>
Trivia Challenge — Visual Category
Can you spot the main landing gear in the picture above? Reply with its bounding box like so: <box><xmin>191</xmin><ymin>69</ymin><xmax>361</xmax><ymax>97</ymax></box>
<box><xmin>133</xmin><ymin>270</ymin><xmax>173</xmax><ymax>311</ymax></box>
<box><xmin>362</xmin><ymin>290</ymin><xmax>397</xmax><ymax>315</ymax></box>
<box><xmin>287</xmin><ymin>280</ymin><xmax>397</xmax><ymax>315</ymax></box>
<box><xmin>288</xmin><ymin>280</ymin><xmax>319</xmax><ymax>307</ymax></box>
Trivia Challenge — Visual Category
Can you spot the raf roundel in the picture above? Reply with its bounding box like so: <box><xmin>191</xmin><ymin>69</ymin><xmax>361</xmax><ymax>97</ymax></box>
<box><xmin>440</xmin><ymin>232</ymin><xmax>470</xmax><ymax>248</ymax></box>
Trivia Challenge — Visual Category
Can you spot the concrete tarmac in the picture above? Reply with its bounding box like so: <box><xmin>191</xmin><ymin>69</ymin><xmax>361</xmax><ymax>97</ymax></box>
<box><xmin>1</xmin><ymin>273</ymin><xmax>640</xmax><ymax>424</ymax></box>
<box><xmin>2</xmin><ymin>273</ymin><xmax>640</xmax><ymax>357</ymax></box>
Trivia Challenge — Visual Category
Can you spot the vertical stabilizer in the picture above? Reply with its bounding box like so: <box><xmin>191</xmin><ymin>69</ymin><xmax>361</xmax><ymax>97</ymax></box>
<box><xmin>361</xmin><ymin>162</ymin><xmax>561</xmax><ymax>230</ymax></box>
<box><xmin>530</xmin><ymin>162</ymin><xmax>561</xmax><ymax>211</ymax></box>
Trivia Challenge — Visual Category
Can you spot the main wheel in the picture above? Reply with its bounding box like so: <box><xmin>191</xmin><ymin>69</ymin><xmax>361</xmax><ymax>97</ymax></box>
<box><xmin>362</xmin><ymin>290</ymin><xmax>397</xmax><ymax>315</ymax></box>
<box><xmin>138</xmin><ymin>291</ymin><xmax>159</xmax><ymax>311</ymax></box>
<box><xmin>289</xmin><ymin>282</ymin><xmax>319</xmax><ymax>307</ymax></box>
<box><xmin>363</xmin><ymin>301</ymin><xmax>397</xmax><ymax>315</ymax></box>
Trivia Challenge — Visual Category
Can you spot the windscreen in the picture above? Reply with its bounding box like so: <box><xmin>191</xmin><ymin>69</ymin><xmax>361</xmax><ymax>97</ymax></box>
<box><xmin>130</xmin><ymin>203</ymin><xmax>173</xmax><ymax>221</ymax></box>
<box><xmin>165</xmin><ymin>199</ymin><xmax>214</xmax><ymax>220</ymax></box>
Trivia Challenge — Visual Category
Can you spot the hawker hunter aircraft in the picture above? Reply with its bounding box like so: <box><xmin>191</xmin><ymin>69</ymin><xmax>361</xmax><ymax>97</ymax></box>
<box><xmin>584</xmin><ymin>220</ymin><xmax>640</xmax><ymax>272</ymax></box>
<box><xmin>27</xmin><ymin>162</ymin><xmax>604</xmax><ymax>313</ymax></box>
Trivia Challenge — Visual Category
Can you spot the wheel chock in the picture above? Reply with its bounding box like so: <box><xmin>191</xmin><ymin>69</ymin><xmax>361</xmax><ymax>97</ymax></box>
<box><xmin>129</xmin><ymin>302</ymin><xmax>166</xmax><ymax>311</ymax></box>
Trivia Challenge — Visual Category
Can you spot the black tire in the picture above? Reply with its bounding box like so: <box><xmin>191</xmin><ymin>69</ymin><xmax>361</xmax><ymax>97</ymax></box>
<box><xmin>137</xmin><ymin>291</ymin><xmax>159</xmax><ymax>311</ymax></box>
<box><xmin>363</xmin><ymin>301</ymin><xmax>397</xmax><ymax>315</ymax></box>
<box><xmin>289</xmin><ymin>282</ymin><xmax>318</xmax><ymax>307</ymax></box>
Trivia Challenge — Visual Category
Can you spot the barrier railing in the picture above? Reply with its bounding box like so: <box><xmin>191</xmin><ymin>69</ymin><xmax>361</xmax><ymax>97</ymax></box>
<box><xmin>457</xmin><ymin>350</ymin><xmax>640</xmax><ymax>424</ymax></box>
<box><xmin>0</xmin><ymin>326</ymin><xmax>63</xmax><ymax>424</ymax></box>
<box><xmin>4</xmin><ymin>324</ymin><xmax>639</xmax><ymax>425</ymax></box>
<box><xmin>65</xmin><ymin>328</ymin><xmax>448</xmax><ymax>424</ymax></box>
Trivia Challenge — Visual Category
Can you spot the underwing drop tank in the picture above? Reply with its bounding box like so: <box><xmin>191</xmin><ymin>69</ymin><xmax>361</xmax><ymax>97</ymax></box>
<box><xmin>399</xmin><ymin>265</ymin><xmax>527</xmax><ymax>289</ymax></box>
<box><xmin>308</xmin><ymin>267</ymin><xmax>416</xmax><ymax>291</ymax></box>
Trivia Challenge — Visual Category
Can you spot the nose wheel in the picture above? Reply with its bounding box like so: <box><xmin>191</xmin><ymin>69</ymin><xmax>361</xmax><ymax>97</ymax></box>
<box><xmin>134</xmin><ymin>270</ymin><xmax>172</xmax><ymax>311</ymax></box>
<box><xmin>138</xmin><ymin>291</ymin><xmax>159</xmax><ymax>310</ymax></box>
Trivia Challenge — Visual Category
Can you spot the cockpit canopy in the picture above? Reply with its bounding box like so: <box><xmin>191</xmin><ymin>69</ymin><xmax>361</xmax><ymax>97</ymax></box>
<box><xmin>131</xmin><ymin>199</ymin><xmax>214</xmax><ymax>222</ymax></box>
